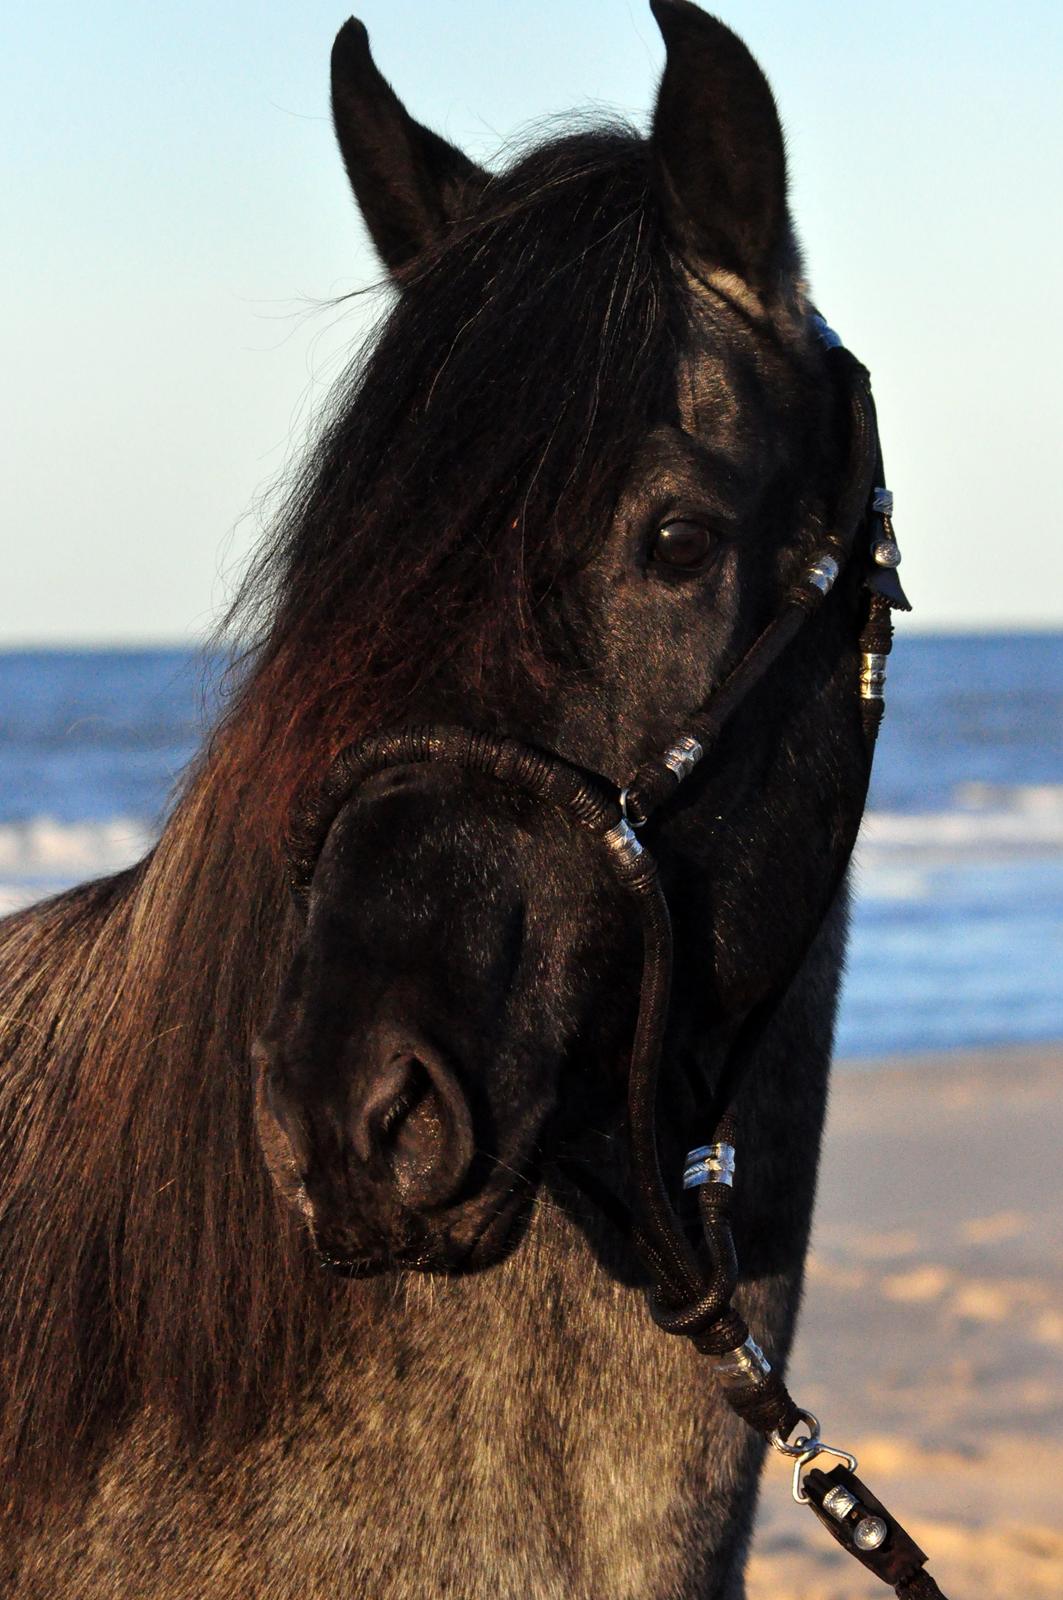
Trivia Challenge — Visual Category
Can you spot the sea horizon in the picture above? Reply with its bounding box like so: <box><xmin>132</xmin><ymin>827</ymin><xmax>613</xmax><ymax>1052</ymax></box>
<box><xmin>2</xmin><ymin>631</ymin><xmax>1061</xmax><ymax>1060</ymax></box>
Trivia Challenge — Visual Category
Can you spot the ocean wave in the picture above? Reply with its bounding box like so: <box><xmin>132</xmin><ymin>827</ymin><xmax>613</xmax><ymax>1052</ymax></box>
<box><xmin>0</xmin><ymin>817</ymin><xmax>155</xmax><ymax>915</ymax></box>
<box><xmin>858</xmin><ymin>784</ymin><xmax>1063</xmax><ymax>864</ymax></box>
<box><xmin>2</xmin><ymin>785</ymin><xmax>1062</xmax><ymax>889</ymax></box>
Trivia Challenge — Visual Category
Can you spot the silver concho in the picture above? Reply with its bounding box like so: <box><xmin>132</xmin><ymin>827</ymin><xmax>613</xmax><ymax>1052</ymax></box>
<box><xmin>853</xmin><ymin>1515</ymin><xmax>888</xmax><ymax>1552</ymax></box>
<box><xmin>873</xmin><ymin>538</ymin><xmax>902</xmax><ymax>569</ymax></box>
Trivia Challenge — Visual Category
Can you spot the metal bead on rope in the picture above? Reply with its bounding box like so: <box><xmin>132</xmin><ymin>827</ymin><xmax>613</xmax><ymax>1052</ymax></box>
<box><xmin>871</xmin><ymin>488</ymin><xmax>902</xmax><ymax>570</ymax></box>
<box><xmin>804</xmin><ymin>552</ymin><xmax>840</xmax><ymax>598</ymax></box>
<box><xmin>681</xmin><ymin>1141</ymin><xmax>735</xmax><ymax>1189</ymax></box>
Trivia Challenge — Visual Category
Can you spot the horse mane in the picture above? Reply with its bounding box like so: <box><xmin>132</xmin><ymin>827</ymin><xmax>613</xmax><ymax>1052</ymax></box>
<box><xmin>0</xmin><ymin>126</ymin><xmax>685</xmax><ymax>1509</ymax></box>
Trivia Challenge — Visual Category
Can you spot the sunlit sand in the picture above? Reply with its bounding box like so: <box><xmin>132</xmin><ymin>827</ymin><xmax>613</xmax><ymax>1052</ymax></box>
<box><xmin>749</xmin><ymin>1045</ymin><xmax>1063</xmax><ymax>1598</ymax></box>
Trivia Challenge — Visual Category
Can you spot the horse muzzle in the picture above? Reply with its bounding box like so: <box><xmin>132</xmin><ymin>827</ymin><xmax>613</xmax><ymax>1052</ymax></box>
<box><xmin>254</xmin><ymin>762</ymin><xmax>621</xmax><ymax>1273</ymax></box>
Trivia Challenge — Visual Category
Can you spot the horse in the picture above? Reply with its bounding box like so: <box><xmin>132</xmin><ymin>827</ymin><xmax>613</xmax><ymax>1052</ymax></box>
<box><xmin>0</xmin><ymin>4</ymin><xmax>887</xmax><ymax>1594</ymax></box>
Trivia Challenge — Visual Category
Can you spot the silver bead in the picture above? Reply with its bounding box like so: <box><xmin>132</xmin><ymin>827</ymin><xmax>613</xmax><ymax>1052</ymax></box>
<box><xmin>822</xmin><ymin>1484</ymin><xmax>859</xmax><ymax>1522</ymax></box>
<box><xmin>871</xmin><ymin>487</ymin><xmax>894</xmax><ymax>516</ymax></box>
<box><xmin>807</xmin><ymin>554</ymin><xmax>840</xmax><ymax>595</ymax></box>
<box><xmin>682</xmin><ymin>1142</ymin><xmax>736</xmax><ymax>1189</ymax></box>
<box><xmin>601</xmin><ymin>819</ymin><xmax>644</xmax><ymax>869</ymax></box>
<box><xmin>860</xmin><ymin>652</ymin><xmax>888</xmax><ymax>701</ymax></box>
<box><xmin>707</xmin><ymin>1336</ymin><xmax>772</xmax><ymax>1391</ymax></box>
<box><xmin>873</xmin><ymin>538</ymin><xmax>902</xmax><ymax>568</ymax></box>
<box><xmin>661</xmin><ymin>734</ymin><xmax>704</xmax><ymax>784</ymax></box>
<box><xmin>853</xmin><ymin>1515</ymin><xmax>888</xmax><ymax>1551</ymax></box>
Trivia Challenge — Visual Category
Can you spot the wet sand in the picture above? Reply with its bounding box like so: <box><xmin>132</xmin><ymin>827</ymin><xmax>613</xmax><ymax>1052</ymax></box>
<box><xmin>747</xmin><ymin>1044</ymin><xmax>1063</xmax><ymax>1599</ymax></box>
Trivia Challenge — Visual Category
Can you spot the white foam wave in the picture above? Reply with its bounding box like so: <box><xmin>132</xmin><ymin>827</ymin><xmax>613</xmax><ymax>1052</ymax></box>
<box><xmin>2</xmin><ymin>785</ymin><xmax>1062</xmax><ymax>918</ymax></box>
<box><xmin>0</xmin><ymin>816</ymin><xmax>155</xmax><ymax>915</ymax></box>
<box><xmin>859</xmin><ymin>784</ymin><xmax>1063</xmax><ymax>862</ymax></box>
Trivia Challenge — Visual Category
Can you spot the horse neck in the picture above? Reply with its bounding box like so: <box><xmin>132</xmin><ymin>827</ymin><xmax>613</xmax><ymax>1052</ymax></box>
<box><xmin>293</xmin><ymin>909</ymin><xmax>843</xmax><ymax>1597</ymax></box>
<box><xmin>293</xmin><ymin>1186</ymin><xmax>759</xmax><ymax>1596</ymax></box>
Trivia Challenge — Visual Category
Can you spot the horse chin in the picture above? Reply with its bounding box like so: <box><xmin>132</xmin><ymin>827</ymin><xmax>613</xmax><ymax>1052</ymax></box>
<box><xmin>314</xmin><ymin>1170</ymin><xmax>537</xmax><ymax>1280</ymax></box>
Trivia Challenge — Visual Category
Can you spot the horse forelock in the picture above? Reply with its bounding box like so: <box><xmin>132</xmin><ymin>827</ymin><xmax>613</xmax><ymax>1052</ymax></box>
<box><xmin>223</xmin><ymin>125</ymin><xmax>690</xmax><ymax>840</ymax></box>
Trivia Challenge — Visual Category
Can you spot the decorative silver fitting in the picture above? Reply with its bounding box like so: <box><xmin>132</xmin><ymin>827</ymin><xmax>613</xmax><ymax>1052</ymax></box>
<box><xmin>707</xmin><ymin>1336</ymin><xmax>771</xmax><ymax>1392</ymax></box>
<box><xmin>682</xmin><ymin>1142</ymin><xmax>736</xmax><ymax>1189</ymax></box>
<box><xmin>871</xmin><ymin>487</ymin><xmax>901</xmax><ymax>567</ymax></box>
<box><xmin>854</xmin><ymin>1516</ymin><xmax>889</xmax><ymax>1551</ymax></box>
<box><xmin>661</xmin><ymin>734</ymin><xmax>704</xmax><ymax>784</ymax></box>
<box><xmin>821</xmin><ymin>1484</ymin><xmax>886</xmax><ymax>1546</ymax></box>
<box><xmin>860</xmin><ymin>651</ymin><xmax>888</xmax><ymax>701</ymax></box>
<box><xmin>601</xmin><ymin>819</ymin><xmax>644</xmax><ymax>869</ymax></box>
<box><xmin>823</xmin><ymin>1484</ymin><xmax>860</xmax><ymax>1521</ymax></box>
<box><xmin>806</xmin><ymin>554</ymin><xmax>840</xmax><ymax>596</ymax></box>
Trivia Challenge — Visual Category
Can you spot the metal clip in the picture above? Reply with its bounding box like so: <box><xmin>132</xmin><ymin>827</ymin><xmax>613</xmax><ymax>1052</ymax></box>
<box><xmin>767</xmin><ymin>1410</ymin><xmax>859</xmax><ymax>1504</ymax></box>
<box><xmin>791</xmin><ymin>1440</ymin><xmax>860</xmax><ymax>1504</ymax></box>
<box><xmin>801</xmin><ymin>1463</ymin><xmax>931</xmax><ymax>1582</ymax></box>
<box><xmin>769</xmin><ymin>1409</ymin><xmax>822</xmax><ymax>1459</ymax></box>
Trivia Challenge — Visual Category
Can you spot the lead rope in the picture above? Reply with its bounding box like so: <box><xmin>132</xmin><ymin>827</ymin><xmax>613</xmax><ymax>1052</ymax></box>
<box><xmin>288</xmin><ymin>343</ymin><xmax>944</xmax><ymax>1595</ymax></box>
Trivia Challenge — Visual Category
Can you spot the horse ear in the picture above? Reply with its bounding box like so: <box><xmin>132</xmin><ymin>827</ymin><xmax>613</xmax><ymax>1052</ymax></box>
<box><xmin>331</xmin><ymin>18</ymin><xmax>488</xmax><ymax>276</ymax></box>
<box><xmin>649</xmin><ymin>0</ymin><xmax>791</xmax><ymax>296</ymax></box>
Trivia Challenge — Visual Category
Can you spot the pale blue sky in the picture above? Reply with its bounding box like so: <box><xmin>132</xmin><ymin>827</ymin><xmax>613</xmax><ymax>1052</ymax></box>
<box><xmin>3</xmin><ymin>0</ymin><xmax>1061</xmax><ymax>642</ymax></box>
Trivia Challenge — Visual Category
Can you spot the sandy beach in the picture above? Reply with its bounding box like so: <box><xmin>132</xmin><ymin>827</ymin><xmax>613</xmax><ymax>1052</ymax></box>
<box><xmin>747</xmin><ymin>1044</ymin><xmax>1063</xmax><ymax>1598</ymax></box>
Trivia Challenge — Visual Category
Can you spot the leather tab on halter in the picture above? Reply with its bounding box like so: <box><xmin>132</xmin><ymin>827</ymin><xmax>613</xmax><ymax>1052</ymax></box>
<box><xmin>865</xmin><ymin>484</ymin><xmax>912</xmax><ymax>613</ymax></box>
<box><xmin>803</xmin><ymin>1464</ymin><xmax>946</xmax><ymax>1597</ymax></box>
<box><xmin>868</xmin><ymin>561</ymin><xmax>911</xmax><ymax>612</ymax></box>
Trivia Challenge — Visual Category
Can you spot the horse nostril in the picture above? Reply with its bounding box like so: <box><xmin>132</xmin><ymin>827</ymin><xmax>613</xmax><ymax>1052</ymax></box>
<box><xmin>353</xmin><ymin>1045</ymin><xmax>474</xmax><ymax>1210</ymax></box>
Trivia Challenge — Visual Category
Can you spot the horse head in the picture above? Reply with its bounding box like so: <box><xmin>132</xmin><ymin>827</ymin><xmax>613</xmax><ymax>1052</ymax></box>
<box><xmin>254</xmin><ymin>1</ymin><xmax>873</xmax><ymax>1276</ymax></box>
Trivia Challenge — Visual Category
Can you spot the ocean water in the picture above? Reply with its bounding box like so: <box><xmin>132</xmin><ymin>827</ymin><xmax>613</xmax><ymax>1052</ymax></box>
<box><xmin>1</xmin><ymin>635</ymin><xmax>1061</xmax><ymax>1060</ymax></box>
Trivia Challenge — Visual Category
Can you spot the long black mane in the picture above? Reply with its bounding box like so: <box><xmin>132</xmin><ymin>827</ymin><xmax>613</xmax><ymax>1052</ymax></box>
<box><xmin>0</xmin><ymin>126</ymin><xmax>690</xmax><ymax>1508</ymax></box>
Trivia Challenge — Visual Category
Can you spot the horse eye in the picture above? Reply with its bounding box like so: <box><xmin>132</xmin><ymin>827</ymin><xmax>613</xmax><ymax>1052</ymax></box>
<box><xmin>651</xmin><ymin>518</ymin><xmax>716</xmax><ymax>572</ymax></box>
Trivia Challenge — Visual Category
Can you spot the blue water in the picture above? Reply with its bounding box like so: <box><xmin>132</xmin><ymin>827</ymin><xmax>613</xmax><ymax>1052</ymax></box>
<box><xmin>1</xmin><ymin>635</ymin><xmax>1061</xmax><ymax>1059</ymax></box>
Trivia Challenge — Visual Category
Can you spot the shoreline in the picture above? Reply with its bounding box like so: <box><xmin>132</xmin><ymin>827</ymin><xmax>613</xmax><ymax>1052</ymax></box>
<box><xmin>835</xmin><ymin>1037</ymin><xmax>1063</xmax><ymax>1077</ymax></box>
<box><xmin>748</xmin><ymin>1042</ymin><xmax>1063</xmax><ymax>1598</ymax></box>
